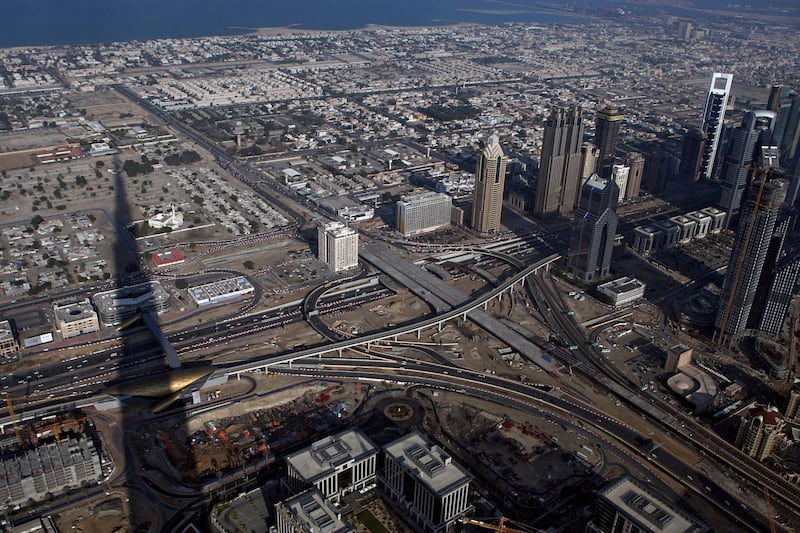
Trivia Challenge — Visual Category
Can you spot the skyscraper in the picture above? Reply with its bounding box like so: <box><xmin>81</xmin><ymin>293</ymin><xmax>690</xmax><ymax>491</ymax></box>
<box><xmin>580</xmin><ymin>142</ymin><xmax>599</xmax><ymax>184</ymax></box>
<box><xmin>718</xmin><ymin>110</ymin><xmax>777</xmax><ymax>228</ymax></box>
<box><xmin>679</xmin><ymin>128</ymin><xmax>706</xmax><ymax>181</ymax></box>
<box><xmin>470</xmin><ymin>134</ymin><xmax>508</xmax><ymax>233</ymax></box>
<box><xmin>624</xmin><ymin>152</ymin><xmax>644</xmax><ymax>201</ymax></box>
<box><xmin>594</xmin><ymin>106</ymin><xmax>624</xmax><ymax>178</ymax></box>
<box><xmin>568</xmin><ymin>175</ymin><xmax>619</xmax><ymax>282</ymax></box>
<box><xmin>534</xmin><ymin>105</ymin><xmax>584</xmax><ymax>218</ymax></box>
<box><xmin>699</xmin><ymin>72</ymin><xmax>733</xmax><ymax>180</ymax></box>
<box><xmin>715</xmin><ymin>177</ymin><xmax>790</xmax><ymax>344</ymax></box>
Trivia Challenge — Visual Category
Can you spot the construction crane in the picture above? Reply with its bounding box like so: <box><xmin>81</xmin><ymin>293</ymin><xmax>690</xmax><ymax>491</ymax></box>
<box><xmin>3</xmin><ymin>392</ymin><xmax>23</xmax><ymax>447</ymax></box>
<box><xmin>460</xmin><ymin>517</ymin><xmax>532</xmax><ymax>533</ymax></box>
<box><xmin>763</xmin><ymin>486</ymin><xmax>777</xmax><ymax>533</ymax></box>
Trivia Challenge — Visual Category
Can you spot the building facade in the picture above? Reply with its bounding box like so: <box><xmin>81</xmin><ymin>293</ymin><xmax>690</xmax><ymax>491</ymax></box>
<box><xmin>0</xmin><ymin>320</ymin><xmax>19</xmax><ymax>359</ymax></box>
<box><xmin>568</xmin><ymin>175</ymin><xmax>619</xmax><ymax>283</ymax></box>
<box><xmin>699</xmin><ymin>72</ymin><xmax>733</xmax><ymax>180</ymax></box>
<box><xmin>92</xmin><ymin>281</ymin><xmax>171</xmax><ymax>326</ymax></box>
<box><xmin>623</xmin><ymin>152</ymin><xmax>644</xmax><ymax>200</ymax></box>
<box><xmin>610</xmin><ymin>164</ymin><xmax>629</xmax><ymax>204</ymax></box>
<box><xmin>665</xmin><ymin>344</ymin><xmax>693</xmax><ymax>372</ymax></box>
<box><xmin>587</xmin><ymin>476</ymin><xmax>707</xmax><ymax>533</ymax></box>
<box><xmin>717</xmin><ymin>110</ymin><xmax>777</xmax><ymax>228</ymax></box>
<box><xmin>594</xmin><ymin>106</ymin><xmax>624</xmax><ymax>178</ymax></box>
<box><xmin>679</xmin><ymin>128</ymin><xmax>706</xmax><ymax>181</ymax></box>
<box><xmin>381</xmin><ymin>432</ymin><xmax>472</xmax><ymax>533</ymax></box>
<box><xmin>275</xmin><ymin>489</ymin><xmax>354</xmax><ymax>533</ymax></box>
<box><xmin>715</xmin><ymin>178</ymin><xmax>790</xmax><ymax>344</ymax></box>
<box><xmin>470</xmin><ymin>134</ymin><xmax>508</xmax><ymax>233</ymax></box>
<box><xmin>285</xmin><ymin>430</ymin><xmax>378</xmax><ymax>503</ymax></box>
<box><xmin>534</xmin><ymin>105</ymin><xmax>584</xmax><ymax>218</ymax></box>
<box><xmin>735</xmin><ymin>405</ymin><xmax>785</xmax><ymax>461</ymax></box>
<box><xmin>317</xmin><ymin>221</ymin><xmax>359</xmax><ymax>272</ymax></box>
<box><xmin>396</xmin><ymin>192</ymin><xmax>453</xmax><ymax>237</ymax></box>
<box><xmin>53</xmin><ymin>298</ymin><xmax>100</xmax><ymax>339</ymax></box>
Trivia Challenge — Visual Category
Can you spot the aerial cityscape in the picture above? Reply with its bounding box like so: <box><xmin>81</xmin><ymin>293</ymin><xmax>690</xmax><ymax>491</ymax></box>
<box><xmin>1</xmin><ymin>1</ymin><xmax>800</xmax><ymax>532</ymax></box>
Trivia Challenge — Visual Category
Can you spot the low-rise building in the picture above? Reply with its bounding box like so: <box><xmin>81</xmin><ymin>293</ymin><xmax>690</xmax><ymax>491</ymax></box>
<box><xmin>0</xmin><ymin>436</ymin><xmax>103</xmax><ymax>508</ymax></box>
<box><xmin>654</xmin><ymin>220</ymin><xmax>679</xmax><ymax>247</ymax></box>
<box><xmin>381</xmin><ymin>431</ymin><xmax>472</xmax><ymax>533</ymax></box>
<box><xmin>275</xmin><ymin>488</ymin><xmax>353</xmax><ymax>533</ymax></box>
<box><xmin>587</xmin><ymin>476</ymin><xmax>707</xmax><ymax>533</ymax></box>
<box><xmin>665</xmin><ymin>344</ymin><xmax>693</xmax><ymax>372</ymax></box>
<box><xmin>92</xmin><ymin>281</ymin><xmax>171</xmax><ymax>326</ymax></box>
<box><xmin>188</xmin><ymin>277</ymin><xmax>255</xmax><ymax>306</ymax></box>
<box><xmin>596</xmin><ymin>277</ymin><xmax>646</xmax><ymax>306</ymax></box>
<box><xmin>285</xmin><ymin>430</ymin><xmax>378</xmax><ymax>503</ymax></box>
<box><xmin>0</xmin><ymin>320</ymin><xmax>19</xmax><ymax>359</ymax></box>
<box><xmin>53</xmin><ymin>298</ymin><xmax>100</xmax><ymax>339</ymax></box>
<box><xmin>685</xmin><ymin>211</ymin><xmax>711</xmax><ymax>239</ymax></box>
<box><xmin>669</xmin><ymin>215</ymin><xmax>698</xmax><ymax>243</ymax></box>
<box><xmin>631</xmin><ymin>226</ymin><xmax>662</xmax><ymax>255</ymax></box>
<box><xmin>700</xmin><ymin>206</ymin><xmax>726</xmax><ymax>233</ymax></box>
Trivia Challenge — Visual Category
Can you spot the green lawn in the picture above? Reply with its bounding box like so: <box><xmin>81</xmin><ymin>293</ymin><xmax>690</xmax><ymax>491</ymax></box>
<box><xmin>356</xmin><ymin>510</ymin><xmax>391</xmax><ymax>533</ymax></box>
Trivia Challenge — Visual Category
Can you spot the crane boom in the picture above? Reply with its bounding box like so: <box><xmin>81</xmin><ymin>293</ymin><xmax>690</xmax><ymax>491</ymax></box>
<box><xmin>4</xmin><ymin>393</ymin><xmax>23</xmax><ymax>447</ymax></box>
<box><xmin>763</xmin><ymin>487</ymin><xmax>777</xmax><ymax>533</ymax></box>
<box><xmin>460</xmin><ymin>517</ymin><xmax>530</xmax><ymax>533</ymax></box>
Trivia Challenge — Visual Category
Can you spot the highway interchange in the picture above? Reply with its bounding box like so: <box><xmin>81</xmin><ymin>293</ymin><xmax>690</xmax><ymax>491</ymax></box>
<box><xmin>0</xmin><ymin>85</ymin><xmax>796</xmax><ymax>531</ymax></box>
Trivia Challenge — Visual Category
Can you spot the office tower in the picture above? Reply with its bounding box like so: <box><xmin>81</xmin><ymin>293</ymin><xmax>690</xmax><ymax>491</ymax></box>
<box><xmin>679</xmin><ymin>128</ymin><xmax>706</xmax><ymax>181</ymax></box>
<box><xmin>610</xmin><ymin>164</ymin><xmax>629</xmax><ymax>204</ymax></box>
<box><xmin>715</xmin><ymin>177</ymin><xmax>789</xmax><ymax>344</ymax></box>
<box><xmin>587</xmin><ymin>476</ymin><xmax>707</xmax><ymax>533</ymax></box>
<box><xmin>677</xmin><ymin>21</ymin><xmax>693</xmax><ymax>41</ymax></box>
<box><xmin>699</xmin><ymin>72</ymin><xmax>733</xmax><ymax>180</ymax></box>
<box><xmin>665</xmin><ymin>344</ymin><xmax>693</xmax><ymax>372</ymax></box>
<box><xmin>285</xmin><ymin>430</ymin><xmax>378</xmax><ymax>502</ymax></box>
<box><xmin>735</xmin><ymin>405</ymin><xmax>785</xmax><ymax>461</ymax></box>
<box><xmin>718</xmin><ymin>110</ymin><xmax>777</xmax><ymax>228</ymax></box>
<box><xmin>768</xmin><ymin>85</ymin><xmax>785</xmax><ymax>112</ymax></box>
<box><xmin>756</xmin><ymin>240</ymin><xmax>800</xmax><ymax>335</ymax></box>
<box><xmin>317</xmin><ymin>221</ymin><xmax>359</xmax><ymax>272</ymax></box>
<box><xmin>534</xmin><ymin>105</ymin><xmax>584</xmax><ymax>218</ymax></box>
<box><xmin>470</xmin><ymin>133</ymin><xmax>508</xmax><ymax>233</ymax></box>
<box><xmin>381</xmin><ymin>432</ymin><xmax>472</xmax><ymax>533</ymax></box>
<box><xmin>580</xmin><ymin>142</ymin><xmax>599</xmax><ymax>183</ymax></box>
<box><xmin>595</xmin><ymin>106</ymin><xmax>624</xmax><ymax>178</ymax></box>
<box><xmin>644</xmin><ymin>151</ymin><xmax>678</xmax><ymax>194</ymax></box>
<box><xmin>275</xmin><ymin>489</ymin><xmax>354</xmax><ymax>533</ymax></box>
<box><xmin>623</xmin><ymin>152</ymin><xmax>644</xmax><ymax>200</ymax></box>
<box><xmin>396</xmin><ymin>191</ymin><xmax>452</xmax><ymax>237</ymax></box>
<box><xmin>786</xmin><ymin>382</ymin><xmax>800</xmax><ymax>421</ymax></box>
<box><xmin>567</xmin><ymin>175</ymin><xmax>619</xmax><ymax>282</ymax></box>
<box><xmin>778</xmin><ymin>92</ymin><xmax>800</xmax><ymax>165</ymax></box>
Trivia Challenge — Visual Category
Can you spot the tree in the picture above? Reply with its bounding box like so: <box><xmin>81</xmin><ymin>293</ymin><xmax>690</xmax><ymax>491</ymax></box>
<box><xmin>30</xmin><ymin>214</ymin><xmax>44</xmax><ymax>229</ymax></box>
<box><xmin>243</xmin><ymin>260</ymin><xmax>255</xmax><ymax>270</ymax></box>
<box><xmin>175</xmin><ymin>279</ymin><xmax>189</xmax><ymax>290</ymax></box>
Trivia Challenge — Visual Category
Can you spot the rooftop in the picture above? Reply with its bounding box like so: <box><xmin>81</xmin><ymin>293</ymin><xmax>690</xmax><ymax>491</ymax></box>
<box><xmin>286</xmin><ymin>430</ymin><xmax>378</xmax><ymax>482</ymax></box>
<box><xmin>383</xmin><ymin>431</ymin><xmax>471</xmax><ymax>495</ymax></box>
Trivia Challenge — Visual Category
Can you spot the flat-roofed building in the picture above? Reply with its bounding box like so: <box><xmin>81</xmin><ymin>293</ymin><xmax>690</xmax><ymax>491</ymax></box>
<box><xmin>685</xmin><ymin>211</ymin><xmax>711</xmax><ymax>239</ymax></box>
<box><xmin>275</xmin><ymin>488</ymin><xmax>354</xmax><ymax>533</ymax></box>
<box><xmin>0</xmin><ymin>320</ymin><xmax>19</xmax><ymax>359</ymax></box>
<box><xmin>93</xmin><ymin>281</ymin><xmax>171</xmax><ymax>326</ymax></box>
<box><xmin>381</xmin><ymin>431</ymin><xmax>472</xmax><ymax>533</ymax></box>
<box><xmin>53</xmin><ymin>299</ymin><xmax>100</xmax><ymax>339</ymax></box>
<box><xmin>654</xmin><ymin>220</ymin><xmax>679</xmax><ymax>247</ymax></box>
<box><xmin>188</xmin><ymin>276</ymin><xmax>254</xmax><ymax>306</ymax></box>
<box><xmin>597</xmin><ymin>277</ymin><xmax>646</xmax><ymax>306</ymax></box>
<box><xmin>632</xmin><ymin>226</ymin><xmax>662</xmax><ymax>256</ymax></box>
<box><xmin>318</xmin><ymin>221</ymin><xmax>359</xmax><ymax>273</ymax></box>
<box><xmin>669</xmin><ymin>215</ymin><xmax>698</xmax><ymax>243</ymax></box>
<box><xmin>0</xmin><ymin>436</ymin><xmax>103</xmax><ymax>508</ymax></box>
<box><xmin>588</xmin><ymin>476</ymin><xmax>707</xmax><ymax>533</ymax></box>
<box><xmin>700</xmin><ymin>206</ymin><xmax>726</xmax><ymax>233</ymax></box>
<box><xmin>396</xmin><ymin>192</ymin><xmax>453</xmax><ymax>237</ymax></box>
<box><xmin>285</xmin><ymin>430</ymin><xmax>378</xmax><ymax>503</ymax></box>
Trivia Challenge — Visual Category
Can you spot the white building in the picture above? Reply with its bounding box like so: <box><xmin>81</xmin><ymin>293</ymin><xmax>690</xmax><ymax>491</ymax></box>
<box><xmin>611</xmin><ymin>164</ymin><xmax>630</xmax><ymax>203</ymax></box>
<box><xmin>685</xmin><ymin>211</ymin><xmax>712</xmax><ymax>239</ymax></box>
<box><xmin>381</xmin><ymin>432</ymin><xmax>472</xmax><ymax>533</ymax></box>
<box><xmin>285</xmin><ymin>430</ymin><xmax>378</xmax><ymax>503</ymax></box>
<box><xmin>148</xmin><ymin>204</ymin><xmax>183</xmax><ymax>231</ymax></box>
<box><xmin>275</xmin><ymin>489</ymin><xmax>354</xmax><ymax>533</ymax></box>
<box><xmin>396</xmin><ymin>192</ymin><xmax>453</xmax><ymax>237</ymax></box>
<box><xmin>188</xmin><ymin>276</ymin><xmax>255</xmax><ymax>306</ymax></box>
<box><xmin>318</xmin><ymin>221</ymin><xmax>359</xmax><ymax>272</ymax></box>
<box><xmin>597</xmin><ymin>277</ymin><xmax>646</xmax><ymax>306</ymax></box>
<box><xmin>53</xmin><ymin>298</ymin><xmax>100</xmax><ymax>339</ymax></box>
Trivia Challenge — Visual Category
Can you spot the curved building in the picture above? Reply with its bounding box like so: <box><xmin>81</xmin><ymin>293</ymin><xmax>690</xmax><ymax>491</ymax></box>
<box><xmin>93</xmin><ymin>281</ymin><xmax>171</xmax><ymax>326</ymax></box>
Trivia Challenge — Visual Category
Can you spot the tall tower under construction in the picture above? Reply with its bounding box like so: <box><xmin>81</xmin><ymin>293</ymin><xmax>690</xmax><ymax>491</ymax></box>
<box><xmin>715</xmin><ymin>176</ymin><xmax>794</xmax><ymax>345</ymax></box>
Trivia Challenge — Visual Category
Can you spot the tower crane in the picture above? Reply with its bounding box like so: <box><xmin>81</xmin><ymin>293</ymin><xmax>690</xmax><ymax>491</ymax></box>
<box><xmin>763</xmin><ymin>486</ymin><xmax>777</xmax><ymax>533</ymax></box>
<box><xmin>460</xmin><ymin>517</ymin><xmax>533</xmax><ymax>533</ymax></box>
<box><xmin>3</xmin><ymin>392</ymin><xmax>23</xmax><ymax>447</ymax></box>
